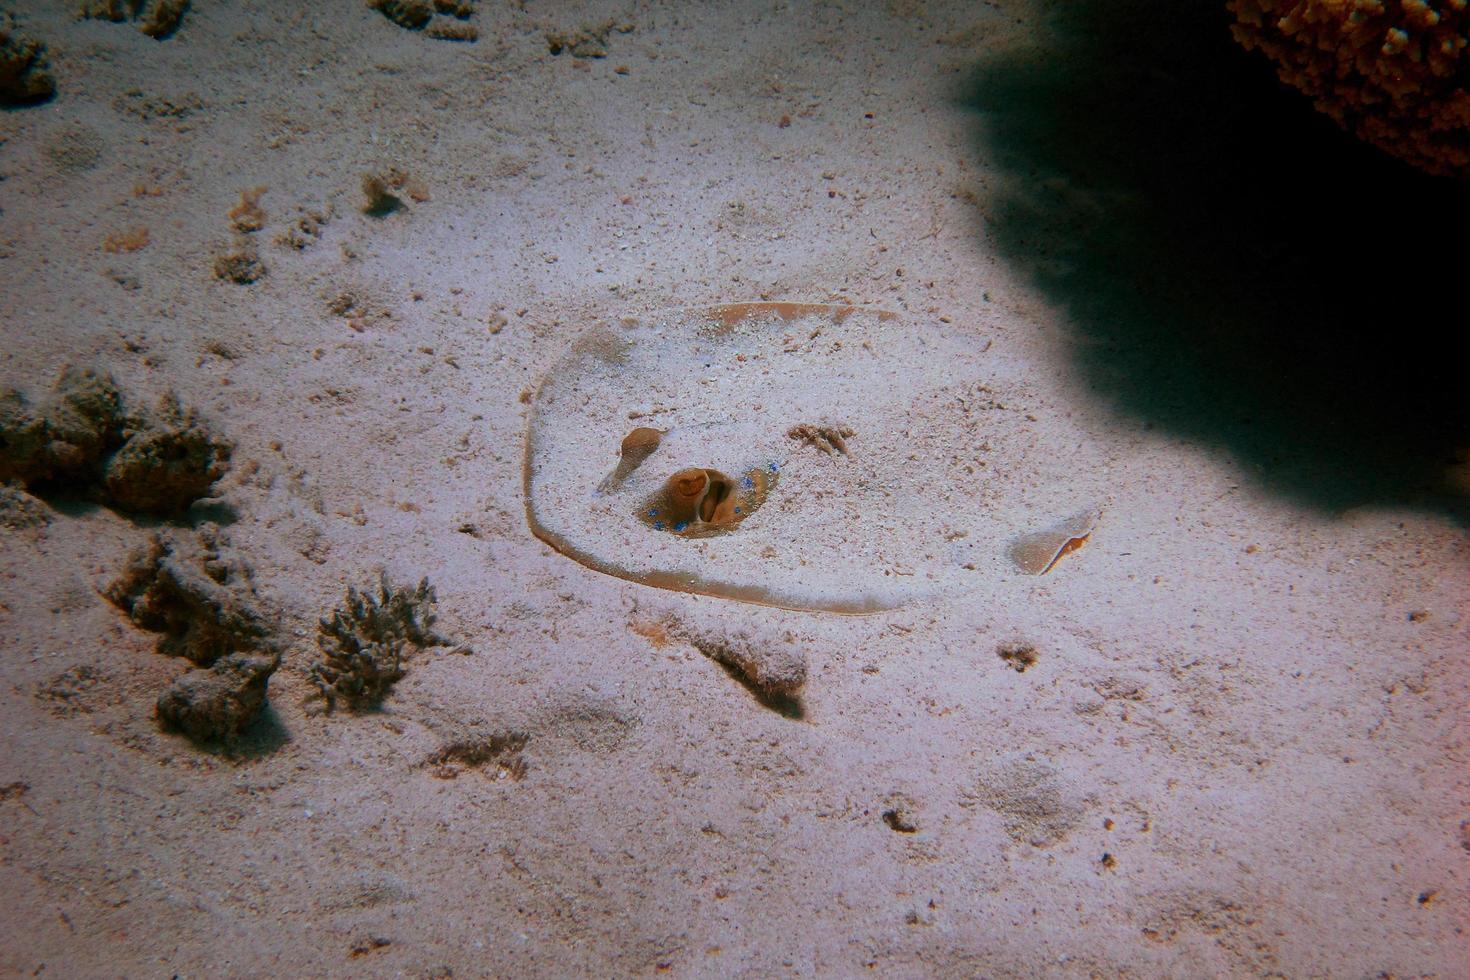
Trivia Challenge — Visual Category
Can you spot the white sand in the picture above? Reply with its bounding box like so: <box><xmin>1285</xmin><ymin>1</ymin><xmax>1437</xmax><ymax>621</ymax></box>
<box><xmin>1</xmin><ymin>1</ymin><xmax>1466</xmax><ymax>977</ymax></box>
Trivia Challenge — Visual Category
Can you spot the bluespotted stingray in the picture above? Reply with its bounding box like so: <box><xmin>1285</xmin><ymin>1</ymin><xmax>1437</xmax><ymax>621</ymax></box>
<box><xmin>523</xmin><ymin>302</ymin><xmax>1098</xmax><ymax>611</ymax></box>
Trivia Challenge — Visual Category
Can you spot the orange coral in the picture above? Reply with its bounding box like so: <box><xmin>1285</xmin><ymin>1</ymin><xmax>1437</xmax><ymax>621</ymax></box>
<box><xmin>1229</xmin><ymin>0</ymin><xmax>1470</xmax><ymax>177</ymax></box>
<box><xmin>227</xmin><ymin>186</ymin><xmax>266</xmax><ymax>233</ymax></box>
<box><xmin>103</xmin><ymin>226</ymin><xmax>150</xmax><ymax>252</ymax></box>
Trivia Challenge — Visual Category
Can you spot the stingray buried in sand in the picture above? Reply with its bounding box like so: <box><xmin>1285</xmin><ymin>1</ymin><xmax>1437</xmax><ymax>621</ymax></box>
<box><xmin>522</xmin><ymin>302</ymin><xmax>1061</xmax><ymax>612</ymax></box>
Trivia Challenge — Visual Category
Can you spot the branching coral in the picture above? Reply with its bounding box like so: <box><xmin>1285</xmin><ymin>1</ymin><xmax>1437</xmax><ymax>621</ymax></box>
<box><xmin>1230</xmin><ymin>0</ymin><xmax>1470</xmax><ymax>177</ymax></box>
<box><xmin>310</xmin><ymin>574</ymin><xmax>449</xmax><ymax>711</ymax></box>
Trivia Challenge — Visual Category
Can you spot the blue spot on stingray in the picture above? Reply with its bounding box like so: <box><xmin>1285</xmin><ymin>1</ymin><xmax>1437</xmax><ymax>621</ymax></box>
<box><xmin>673</xmin><ymin>522</ymin><xmax>688</xmax><ymax>533</ymax></box>
<box><xmin>768</xmin><ymin>463</ymin><xmax>779</xmax><ymax>473</ymax></box>
<box><xmin>653</xmin><ymin>521</ymin><xmax>665</xmax><ymax>531</ymax></box>
<box><xmin>741</xmin><ymin>476</ymin><xmax>755</xmax><ymax>490</ymax></box>
<box><xmin>734</xmin><ymin>507</ymin><xmax>742</xmax><ymax>514</ymax></box>
<box><xmin>647</xmin><ymin>508</ymin><xmax>659</xmax><ymax>517</ymax></box>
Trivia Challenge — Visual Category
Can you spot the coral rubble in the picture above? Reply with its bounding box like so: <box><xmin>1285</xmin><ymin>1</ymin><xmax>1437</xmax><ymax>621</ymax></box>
<box><xmin>1230</xmin><ymin>0</ymin><xmax>1470</xmax><ymax>177</ymax></box>
<box><xmin>107</xmin><ymin>525</ymin><xmax>281</xmax><ymax>742</ymax></box>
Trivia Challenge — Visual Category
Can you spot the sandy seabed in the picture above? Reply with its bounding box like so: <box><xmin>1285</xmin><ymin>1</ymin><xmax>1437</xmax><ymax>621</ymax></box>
<box><xmin>1</xmin><ymin>1</ymin><xmax>1467</xmax><ymax>977</ymax></box>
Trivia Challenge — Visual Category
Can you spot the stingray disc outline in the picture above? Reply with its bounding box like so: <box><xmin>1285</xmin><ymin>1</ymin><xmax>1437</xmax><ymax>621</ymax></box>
<box><xmin>522</xmin><ymin>301</ymin><xmax>906</xmax><ymax>614</ymax></box>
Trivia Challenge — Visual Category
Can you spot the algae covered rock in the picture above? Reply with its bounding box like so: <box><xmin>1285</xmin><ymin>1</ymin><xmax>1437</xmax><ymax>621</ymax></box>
<box><xmin>106</xmin><ymin>525</ymin><xmax>273</xmax><ymax>666</ymax></box>
<box><xmin>103</xmin><ymin>393</ymin><xmax>232</xmax><ymax>515</ymax></box>
<box><xmin>370</xmin><ymin>0</ymin><xmax>433</xmax><ymax>30</ymax></box>
<box><xmin>156</xmin><ymin>649</ymin><xmax>280</xmax><ymax>741</ymax></box>
<box><xmin>0</xmin><ymin>16</ymin><xmax>56</xmax><ymax>106</ymax></box>
<box><xmin>0</xmin><ymin>368</ymin><xmax>128</xmax><ymax>487</ymax></box>
<box><xmin>108</xmin><ymin>525</ymin><xmax>281</xmax><ymax>743</ymax></box>
<box><xmin>80</xmin><ymin>1</ymin><xmax>190</xmax><ymax>41</ymax></box>
<box><xmin>0</xmin><ymin>389</ymin><xmax>52</xmax><ymax>484</ymax></box>
<box><xmin>0</xmin><ymin>482</ymin><xmax>50</xmax><ymax>531</ymax></box>
<box><xmin>0</xmin><ymin>367</ymin><xmax>231</xmax><ymax>515</ymax></box>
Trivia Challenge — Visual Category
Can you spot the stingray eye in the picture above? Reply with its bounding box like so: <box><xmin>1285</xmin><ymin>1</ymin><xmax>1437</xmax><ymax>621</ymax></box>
<box><xmin>596</xmin><ymin>427</ymin><xmax>666</xmax><ymax>494</ymax></box>
<box><xmin>668</xmin><ymin>469</ymin><xmax>709</xmax><ymax>504</ymax></box>
<box><xmin>620</xmin><ymin>427</ymin><xmax>663</xmax><ymax>461</ymax></box>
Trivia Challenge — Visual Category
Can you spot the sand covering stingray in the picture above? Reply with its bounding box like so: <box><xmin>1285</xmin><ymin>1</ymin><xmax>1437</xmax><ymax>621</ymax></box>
<box><xmin>524</xmin><ymin>303</ymin><xmax>1097</xmax><ymax>611</ymax></box>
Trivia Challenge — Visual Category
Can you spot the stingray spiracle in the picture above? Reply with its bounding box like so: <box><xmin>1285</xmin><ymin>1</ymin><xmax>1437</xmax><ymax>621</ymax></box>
<box><xmin>640</xmin><ymin>464</ymin><xmax>777</xmax><ymax>537</ymax></box>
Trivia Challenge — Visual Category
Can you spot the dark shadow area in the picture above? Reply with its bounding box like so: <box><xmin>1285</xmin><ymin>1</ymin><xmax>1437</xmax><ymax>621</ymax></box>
<box><xmin>38</xmin><ymin>494</ymin><xmax>107</xmax><ymax>520</ymax></box>
<box><xmin>961</xmin><ymin>1</ymin><xmax>1470</xmax><ymax>521</ymax></box>
<box><xmin>185</xmin><ymin>498</ymin><xmax>240</xmax><ymax>526</ymax></box>
<box><xmin>171</xmin><ymin>701</ymin><xmax>292</xmax><ymax>762</ymax></box>
<box><xmin>39</xmin><ymin>492</ymin><xmax>238</xmax><ymax>527</ymax></box>
<box><xmin>715</xmin><ymin>660</ymin><xmax>805</xmax><ymax>720</ymax></box>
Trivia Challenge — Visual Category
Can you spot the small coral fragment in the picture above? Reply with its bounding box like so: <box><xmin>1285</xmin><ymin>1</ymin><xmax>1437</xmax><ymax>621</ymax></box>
<box><xmin>310</xmin><ymin>574</ymin><xmax>451</xmax><ymax>711</ymax></box>
<box><xmin>103</xmin><ymin>227</ymin><xmax>151</xmax><ymax>253</ymax></box>
<box><xmin>1008</xmin><ymin>510</ymin><xmax>1098</xmax><ymax>575</ymax></box>
<box><xmin>227</xmin><ymin>186</ymin><xmax>268</xmax><ymax>233</ymax></box>
<box><xmin>138</xmin><ymin>0</ymin><xmax>187</xmax><ymax>39</ymax></box>
<box><xmin>787</xmin><ymin>421</ymin><xmax>854</xmax><ymax>456</ymax></box>
<box><xmin>156</xmin><ymin>649</ymin><xmax>280</xmax><ymax>741</ymax></box>
<box><xmin>275</xmin><ymin>206</ymin><xmax>331</xmax><ymax>250</ymax></box>
<box><xmin>426</xmin><ymin>20</ymin><xmax>477</xmax><ymax>41</ymax></box>
<box><xmin>78</xmin><ymin>1</ymin><xmax>137</xmax><ymax>22</ymax></box>
<box><xmin>545</xmin><ymin>20</ymin><xmax>634</xmax><ymax>58</ymax></box>
<box><xmin>672</xmin><ymin>618</ymin><xmax>807</xmax><ymax>712</ymax></box>
<box><xmin>214</xmin><ymin>242</ymin><xmax>266</xmax><ymax>284</ymax></box>
<box><xmin>425</xmin><ymin>731</ymin><xmax>528</xmax><ymax>780</ymax></box>
<box><xmin>362</xmin><ymin>169</ymin><xmax>427</xmax><ymax>216</ymax></box>
<box><xmin>881</xmin><ymin>796</ymin><xmax>921</xmax><ymax>833</ymax></box>
<box><xmin>997</xmin><ymin>641</ymin><xmax>1038</xmax><ymax>673</ymax></box>
<box><xmin>0</xmin><ymin>16</ymin><xmax>56</xmax><ymax>105</ymax></box>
